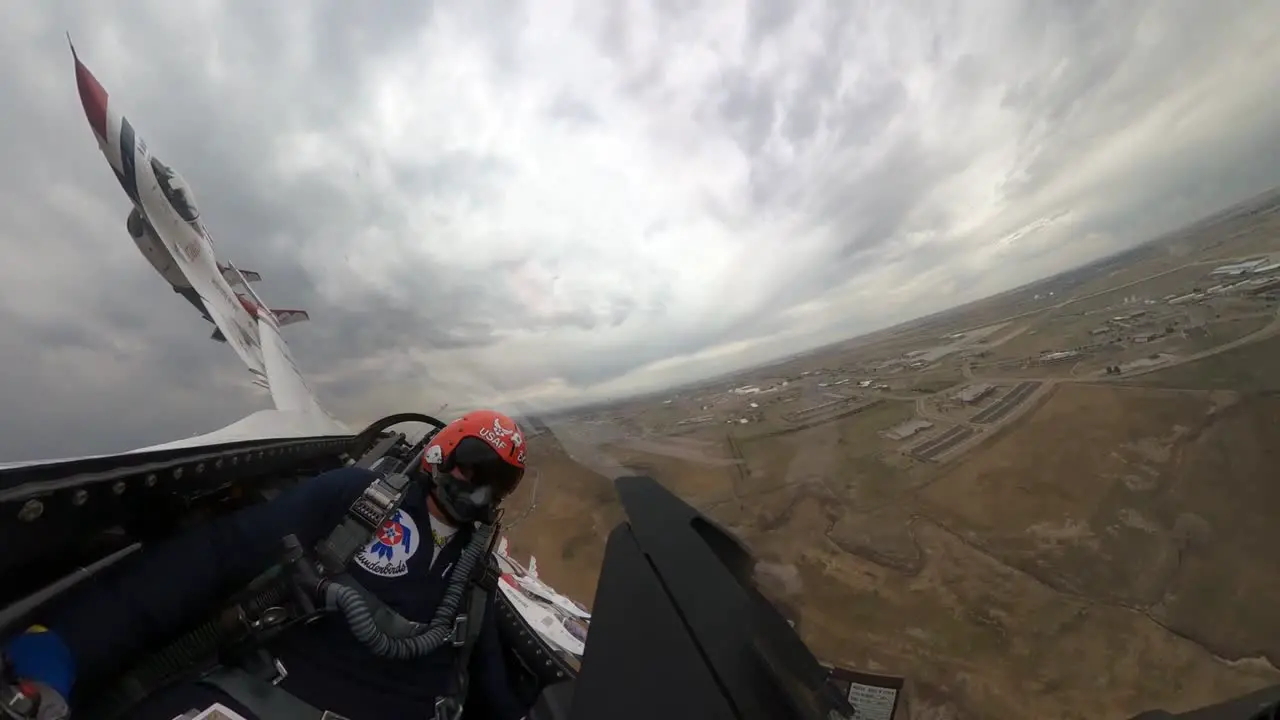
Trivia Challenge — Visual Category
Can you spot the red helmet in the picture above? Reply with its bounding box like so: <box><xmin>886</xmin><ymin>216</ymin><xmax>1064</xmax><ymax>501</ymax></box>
<box><xmin>422</xmin><ymin>410</ymin><xmax>526</xmax><ymax>502</ymax></box>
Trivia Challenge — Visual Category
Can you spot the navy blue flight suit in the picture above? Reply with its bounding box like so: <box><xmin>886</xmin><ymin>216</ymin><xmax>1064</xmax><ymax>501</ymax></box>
<box><xmin>43</xmin><ymin>467</ymin><xmax>526</xmax><ymax>720</ymax></box>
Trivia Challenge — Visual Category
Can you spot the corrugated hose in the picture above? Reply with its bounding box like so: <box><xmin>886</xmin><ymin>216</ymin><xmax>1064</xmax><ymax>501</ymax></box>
<box><xmin>323</xmin><ymin>521</ymin><xmax>495</xmax><ymax>659</ymax></box>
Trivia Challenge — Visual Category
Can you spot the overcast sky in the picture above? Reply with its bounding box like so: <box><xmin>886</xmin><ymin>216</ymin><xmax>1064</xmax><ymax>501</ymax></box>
<box><xmin>2</xmin><ymin>2</ymin><xmax>1279</xmax><ymax>460</ymax></box>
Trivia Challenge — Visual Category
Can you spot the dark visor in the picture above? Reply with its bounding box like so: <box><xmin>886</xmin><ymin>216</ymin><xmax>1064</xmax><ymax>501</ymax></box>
<box><xmin>448</xmin><ymin>436</ymin><xmax>524</xmax><ymax>499</ymax></box>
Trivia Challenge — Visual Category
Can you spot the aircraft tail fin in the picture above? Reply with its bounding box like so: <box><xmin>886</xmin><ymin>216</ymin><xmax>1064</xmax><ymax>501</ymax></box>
<box><xmin>529</xmin><ymin>556</ymin><xmax>539</xmax><ymax>579</ymax></box>
<box><xmin>210</xmin><ymin>328</ymin><xmax>227</xmax><ymax>343</ymax></box>
<box><xmin>271</xmin><ymin>309</ymin><xmax>310</xmax><ymax>328</ymax></box>
<box><xmin>258</xmin><ymin>314</ymin><xmax>343</xmax><ymax>424</ymax></box>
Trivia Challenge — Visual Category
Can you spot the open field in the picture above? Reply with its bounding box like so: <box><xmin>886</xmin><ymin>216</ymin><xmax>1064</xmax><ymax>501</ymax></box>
<box><xmin>512</xmin><ymin>386</ymin><xmax>1280</xmax><ymax>718</ymax></box>
<box><xmin>506</xmin><ymin>198</ymin><xmax>1280</xmax><ymax>719</ymax></box>
<box><xmin>498</xmin><ymin>434</ymin><xmax>637</xmax><ymax>605</ymax></box>
<box><xmin>737</xmin><ymin>399</ymin><xmax>921</xmax><ymax>506</ymax></box>
<box><xmin>1134</xmin><ymin>333</ymin><xmax>1280</xmax><ymax>392</ymax></box>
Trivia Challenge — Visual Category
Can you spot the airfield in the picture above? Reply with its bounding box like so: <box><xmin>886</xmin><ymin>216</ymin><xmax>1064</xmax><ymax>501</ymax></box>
<box><xmin>501</xmin><ymin>189</ymin><xmax>1280</xmax><ymax>719</ymax></box>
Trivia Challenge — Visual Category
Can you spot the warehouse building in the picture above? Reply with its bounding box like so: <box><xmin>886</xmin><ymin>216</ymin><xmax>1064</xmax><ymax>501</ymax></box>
<box><xmin>881</xmin><ymin>419</ymin><xmax>934</xmax><ymax>441</ymax></box>
<box><xmin>1210</xmin><ymin>259</ymin><xmax>1268</xmax><ymax>276</ymax></box>
<box><xmin>952</xmin><ymin>383</ymin><xmax>996</xmax><ymax>404</ymax></box>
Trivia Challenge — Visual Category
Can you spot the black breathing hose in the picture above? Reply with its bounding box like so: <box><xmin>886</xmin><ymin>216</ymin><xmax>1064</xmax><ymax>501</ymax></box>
<box><xmin>92</xmin><ymin>580</ymin><xmax>290</xmax><ymax>719</ymax></box>
<box><xmin>323</xmin><ymin>521</ymin><xmax>496</xmax><ymax>660</ymax></box>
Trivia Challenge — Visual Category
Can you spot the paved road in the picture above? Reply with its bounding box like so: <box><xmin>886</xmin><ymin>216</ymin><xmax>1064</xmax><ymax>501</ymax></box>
<box><xmin>943</xmin><ymin>253</ymin><xmax>1270</xmax><ymax>337</ymax></box>
<box><xmin>914</xmin><ymin>395</ymin><xmax>960</xmax><ymax>426</ymax></box>
<box><xmin>1099</xmin><ymin>308</ymin><xmax>1280</xmax><ymax>381</ymax></box>
<box><xmin>960</xmin><ymin>302</ymin><xmax>1278</xmax><ymax>386</ymax></box>
<box><xmin>902</xmin><ymin>302</ymin><xmax>1279</xmax><ymax>463</ymax></box>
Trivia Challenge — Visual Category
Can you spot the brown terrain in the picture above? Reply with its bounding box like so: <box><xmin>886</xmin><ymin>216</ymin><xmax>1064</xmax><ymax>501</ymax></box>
<box><xmin>502</xmin><ymin>192</ymin><xmax>1280</xmax><ymax>719</ymax></box>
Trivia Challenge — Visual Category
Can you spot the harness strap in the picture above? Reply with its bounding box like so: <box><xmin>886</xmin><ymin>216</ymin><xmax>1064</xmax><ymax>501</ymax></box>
<box><xmin>458</xmin><ymin>578</ymin><xmax>489</xmax><ymax>659</ymax></box>
<box><xmin>200</xmin><ymin>667</ymin><xmax>349</xmax><ymax>720</ymax></box>
<box><xmin>211</xmin><ymin>473</ymin><xmax>501</xmax><ymax>720</ymax></box>
<box><xmin>434</xmin><ymin>557</ymin><xmax>501</xmax><ymax>720</ymax></box>
<box><xmin>315</xmin><ymin>472</ymin><xmax>411</xmax><ymax>574</ymax></box>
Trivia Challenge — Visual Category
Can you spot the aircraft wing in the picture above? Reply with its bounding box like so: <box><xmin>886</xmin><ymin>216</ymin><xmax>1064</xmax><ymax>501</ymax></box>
<box><xmin>194</xmin><ymin>279</ymin><xmax>266</xmax><ymax>380</ymax></box>
<box><xmin>497</xmin><ymin>573</ymin><xmax>587</xmax><ymax>658</ymax></box>
<box><xmin>220</xmin><ymin>265</ymin><xmax>261</xmax><ymax>284</ymax></box>
<box><xmin>517</xmin><ymin>577</ymin><xmax>592</xmax><ymax>620</ymax></box>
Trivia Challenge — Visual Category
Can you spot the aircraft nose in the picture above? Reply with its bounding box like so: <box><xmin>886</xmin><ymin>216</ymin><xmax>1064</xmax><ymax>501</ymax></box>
<box><xmin>72</xmin><ymin>53</ymin><xmax>110</xmax><ymax>142</ymax></box>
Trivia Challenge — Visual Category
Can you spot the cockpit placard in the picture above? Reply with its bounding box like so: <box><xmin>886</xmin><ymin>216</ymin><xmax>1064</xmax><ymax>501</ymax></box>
<box><xmin>188</xmin><ymin>702</ymin><xmax>251</xmax><ymax>720</ymax></box>
<box><xmin>822</xmin><ymin>667</ymin><xmax>904</xmax><ymax>720</ymax></box>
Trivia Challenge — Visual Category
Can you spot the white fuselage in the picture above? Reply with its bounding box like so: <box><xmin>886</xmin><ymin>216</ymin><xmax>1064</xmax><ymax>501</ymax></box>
<box><xmin>80</xmin><ymin>60</ymin><xmax>266</xmax><ymax>377</ymax></box>
<box><xmin>70</xmin><ymin>42</ymin><xmax>338</xmax><ymax>419</ymax></box>
<box><xmin>127</xmin><ymin>207</ymin><xmax>190</xmax><ymax>289</ymax></box>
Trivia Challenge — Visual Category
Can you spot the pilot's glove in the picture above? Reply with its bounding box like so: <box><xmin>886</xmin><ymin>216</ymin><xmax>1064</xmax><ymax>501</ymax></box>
<box><xmin>4</xmin><ymin>625</ymin><xmax>75</xmax><ymax>717</ymax></box>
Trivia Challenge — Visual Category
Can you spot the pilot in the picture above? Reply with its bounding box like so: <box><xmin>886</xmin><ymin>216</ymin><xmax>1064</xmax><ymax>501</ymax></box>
<box><xmin>3</xmin><ymin>410</ymin><xmax>531</xmax><ymax>720</ymax></box>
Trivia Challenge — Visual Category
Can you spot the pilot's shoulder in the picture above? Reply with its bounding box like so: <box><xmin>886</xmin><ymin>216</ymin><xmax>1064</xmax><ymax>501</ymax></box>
<box><xmin>309</xmin><ymin>465</ymin><xmax>380</xmax><ymax>487</ymax></box>
<box><xmin>299</xmin><ymin>466</ymin><xmax>380</xmax><ymax>506</ymax></box>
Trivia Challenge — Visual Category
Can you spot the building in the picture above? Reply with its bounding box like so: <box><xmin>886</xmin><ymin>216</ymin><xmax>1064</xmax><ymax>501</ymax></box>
<box><xmin>1210</xmin><ymin>259</ymin><xmax>1268</xmax><ymax>277</ymax></box>
<box><xmin>881</xmin><ymin>419</ymin><xmax>934</xmax><ymax>441</ymax></box>
<box><xmin>952</xmin><ymin>383</ymin><xmax>996</xmax><ymax>404</ymax></box>
<box><xmin>903</xmin><ymin>345</ymin><xmax>958</xmax><ymax>363</ymax></box>
<box><xmin>1039</xmin><ymin>350</ymin><xmax>1080</xmax><ymax>364</ymax></box>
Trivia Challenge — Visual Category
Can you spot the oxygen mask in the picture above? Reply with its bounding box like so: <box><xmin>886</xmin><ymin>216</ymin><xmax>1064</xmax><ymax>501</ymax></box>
<box><xmin>429</xmin><ymin>437</ymin><xmax>524</xmax><ymax>525</ymax></box>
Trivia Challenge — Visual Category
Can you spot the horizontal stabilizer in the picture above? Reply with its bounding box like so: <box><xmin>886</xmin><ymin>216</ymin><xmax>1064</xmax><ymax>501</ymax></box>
<box><xmin>272</xmin><ymin>309</ymin><xmax>309</xmax><ymax>328</ymax></box>
<box><xmin>218</xmin><ymin>264</ymin><xmax>261</xmax><ymax>287</ymax></box>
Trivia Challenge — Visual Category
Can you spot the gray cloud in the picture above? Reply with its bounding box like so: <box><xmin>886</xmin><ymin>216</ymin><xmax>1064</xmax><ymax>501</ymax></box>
<box><xmin>546</xmin><ymin>92</ymin><xmax>601</xmax><ymax>126</ymax></box>
<box><xmin>717</xmin><ymin>69</ymin><xmax>776</xmax><ymax>156</ymax></box>
<box><xmin>2</xmin><ymin>1</ymin><xmax>1280</xmax><ymax>459</ymax></box>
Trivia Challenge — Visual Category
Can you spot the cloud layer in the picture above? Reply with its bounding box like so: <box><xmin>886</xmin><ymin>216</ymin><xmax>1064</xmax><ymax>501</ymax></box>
<box><xmin>2</xmin><ymin>1</ymin><xmax>1280</xmax><ymax>459</ymax></box>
